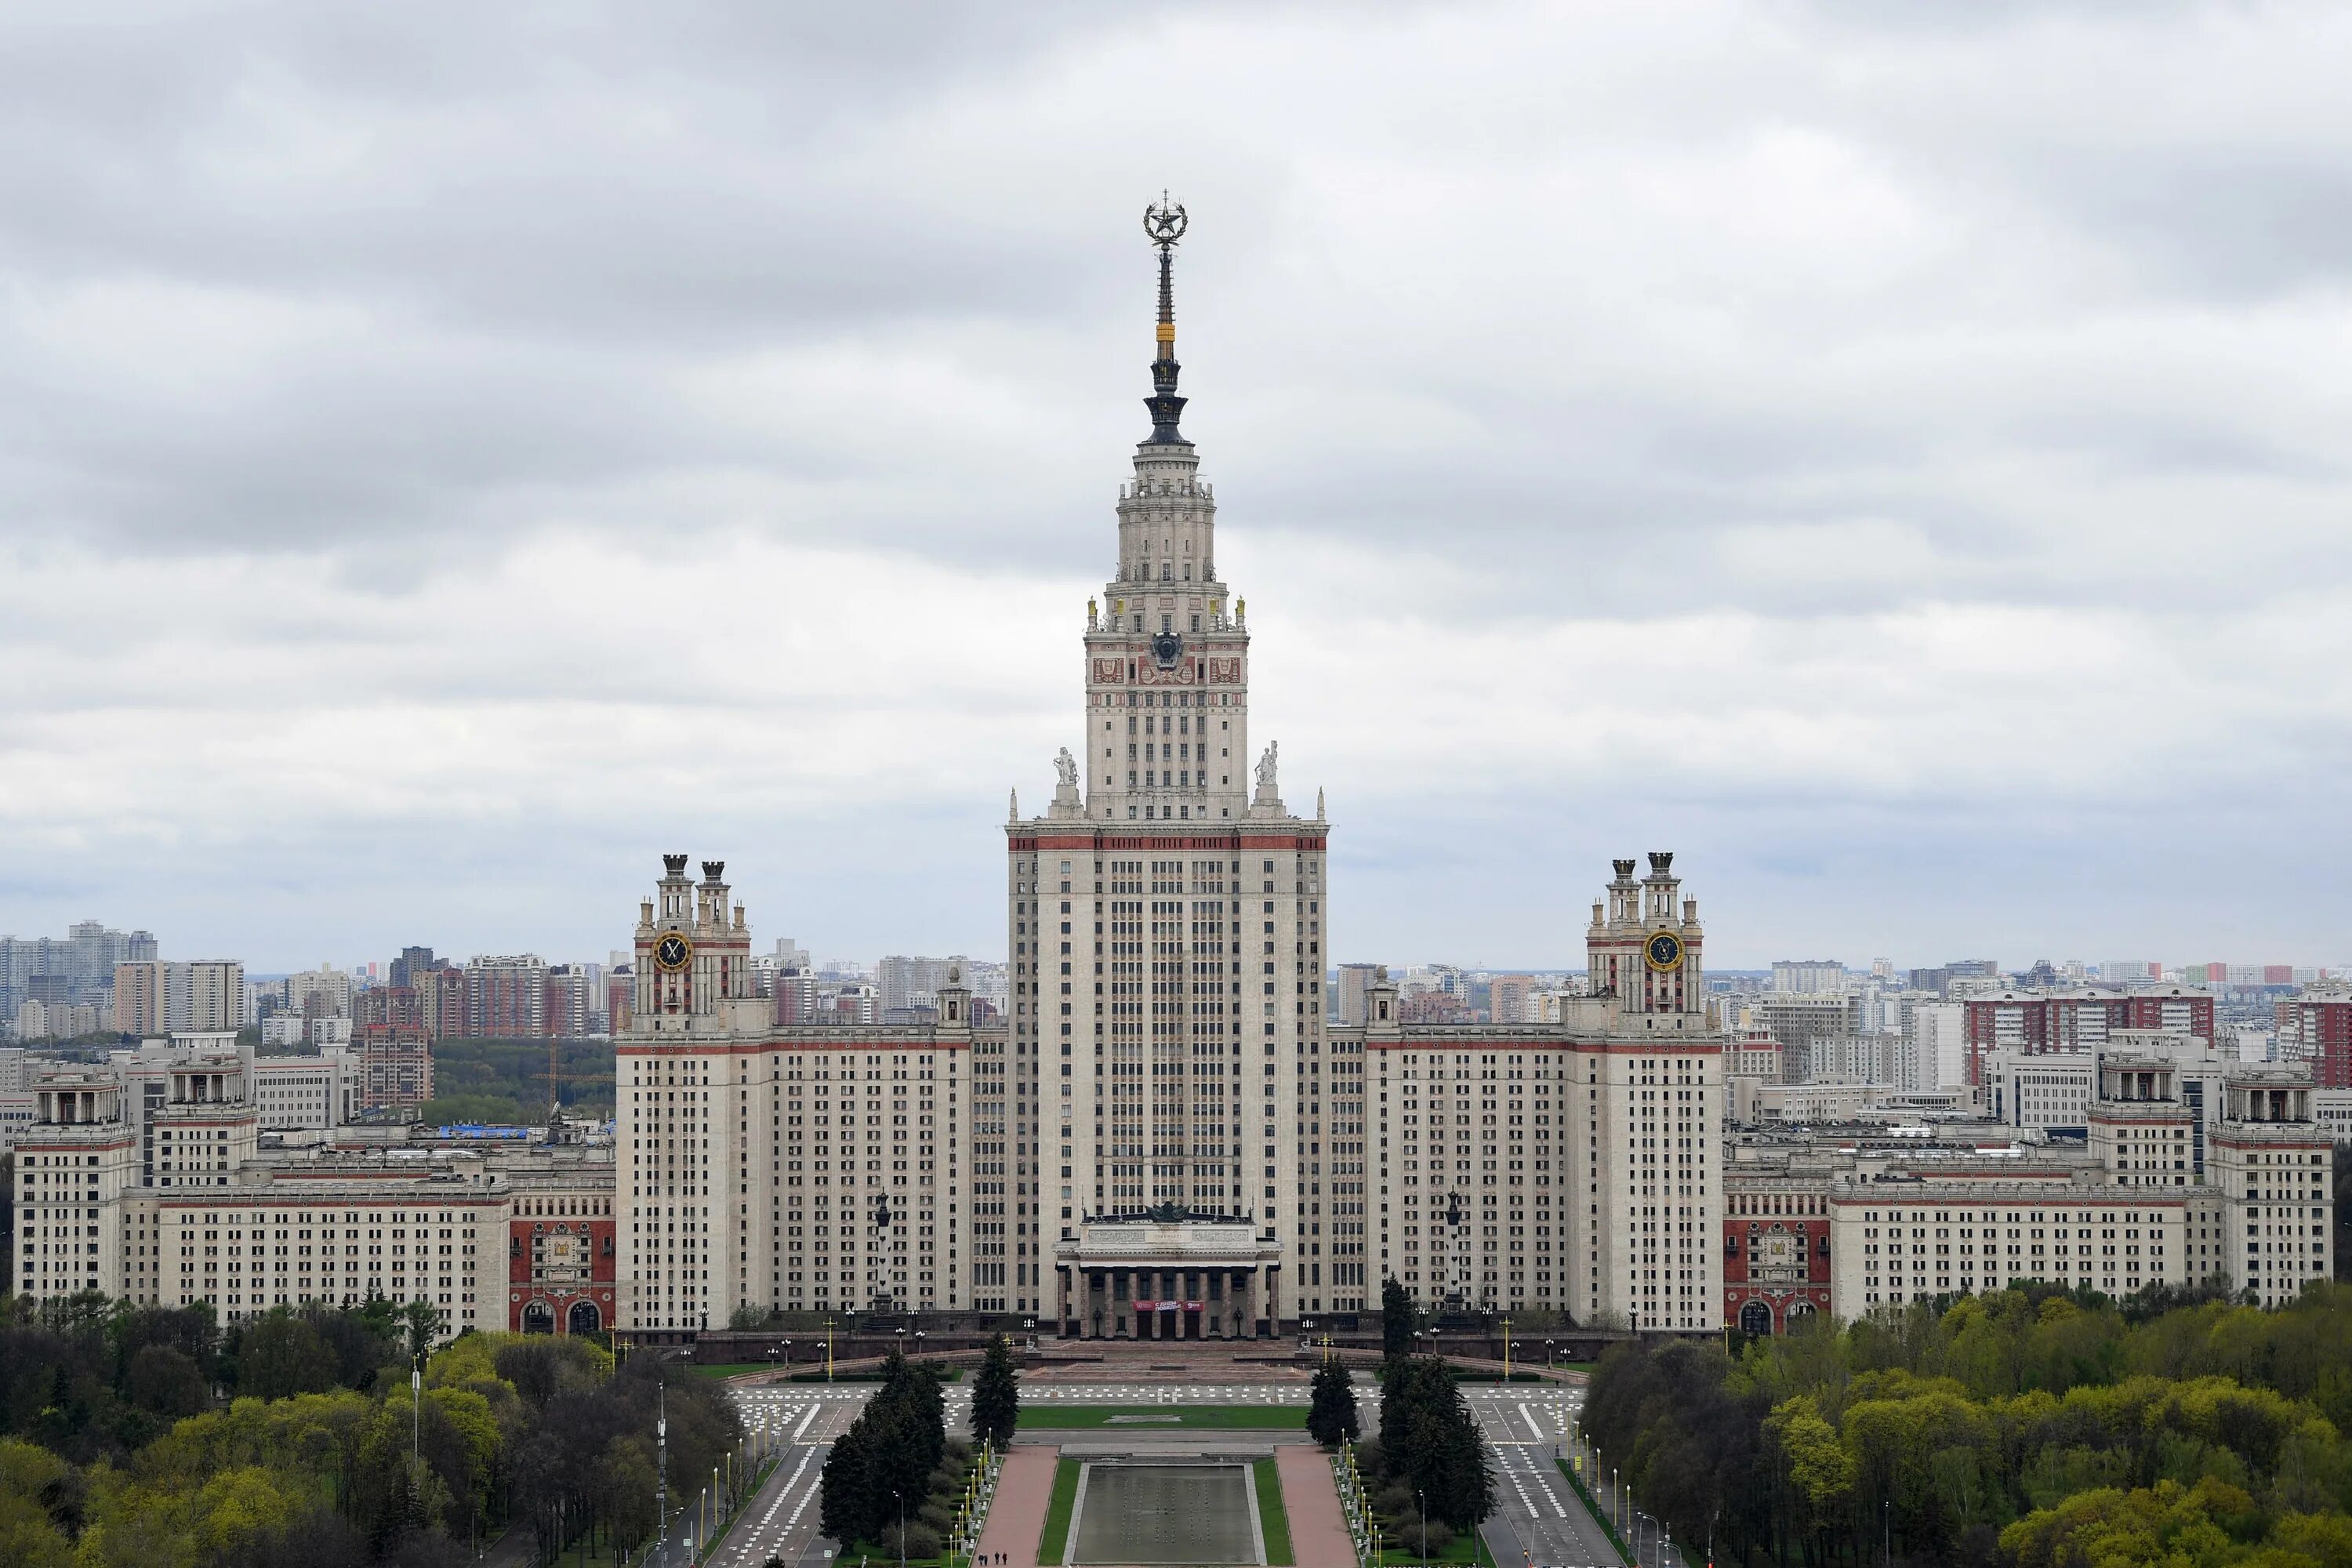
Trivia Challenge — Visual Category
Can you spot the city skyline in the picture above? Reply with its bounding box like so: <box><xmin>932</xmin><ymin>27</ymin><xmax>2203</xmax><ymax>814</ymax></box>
<box><xmin>8</xmin><ymin>6</ymin><xmax>2352</xmax><ymax>968</ymax></box>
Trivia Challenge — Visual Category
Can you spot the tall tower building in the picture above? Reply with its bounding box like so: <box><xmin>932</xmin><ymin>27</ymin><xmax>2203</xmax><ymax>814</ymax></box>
<box><xmin>1033</xmin><ymin>202</ymin><xmax>1334</xmax><ymax>1336</ymax></box>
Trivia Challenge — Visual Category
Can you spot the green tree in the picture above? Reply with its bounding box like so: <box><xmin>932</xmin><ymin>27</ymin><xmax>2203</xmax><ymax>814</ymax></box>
<box><xmin>1307</xmin><ymin>1357</ymin><xmax>1361</xmax><ymax>1447</ymax></box>
<box><xmin>235</xmin><ymin>1308</ymin><xmax>340</xmax><ymax>1400</ymax></box>
<box><xmin>1381</xmin><ymin>1276</ymin><xmax>1417</xmax><ymax>1360</ymax></box>
<box><xmin>1377</xmin><ymin>1356</ymin><xmax>1493</xmax><ymax>1531</ymax></box>
<box><xmin>401</xmin><ymin>1299</ymin><xmax>446</xmax><ymax>1366</ymax></box>
<box><xmin>0</xmin><ymin>1437</ymin><xmax>75</xmax><ymax>1568</ymax></box>
<box><xmin>598</xmin><ymin>1436</ymin><xmax>659</xmax><ymax>1555</ymax></box>
<box><xmin>971</xmin><ymin>1334</ymin><xmax>1020</xmax><ymax>1448</ymax></box>
<box><xmin>125</xmin><ymin>1343</ymin><xmax>207</xmax><ymax>1420</ymax></box>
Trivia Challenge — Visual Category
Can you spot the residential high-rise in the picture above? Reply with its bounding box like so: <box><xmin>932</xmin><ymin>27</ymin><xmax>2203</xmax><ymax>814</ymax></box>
<box><xmin>114</xmin><ymin>960</ymin><xmax>245</xmax><ymax>1035</ymax></box>
<box><xmin>1</xmin><ymin>920</ymin><xmax>155</xmax><ymax>1019</ymax></box>
<box><xmin>1770</xmin><ymin>960</ymin><xmax>1846</xmax><ymax>994</ymax></box>
<box><xmin>463</xmin><ymin>955</ymin><xmax>549</xmax><ymax>1037</ymax></box>
<box><xmin>1488</xmin><ymin>975</ymin><xmax>1536</xmax><ymax>1026</ymax></box>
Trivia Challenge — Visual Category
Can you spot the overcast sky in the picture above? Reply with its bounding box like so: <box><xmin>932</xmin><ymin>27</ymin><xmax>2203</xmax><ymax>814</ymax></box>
<box><xmin>4</xmin><ymin>2</ymin><xmax>2350</xmax><ymax>974</ymax></box>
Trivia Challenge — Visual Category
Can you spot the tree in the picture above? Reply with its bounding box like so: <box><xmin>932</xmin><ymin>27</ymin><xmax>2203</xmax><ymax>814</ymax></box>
<box><xmin>971</xmin><ymin>1334</ymin><xmax>1019</xmax><ymax>1447</ymax></box>
<box><xmin>1381</xmin><ymin>1277</ymin><xmax>1417</xmax><ymax>1361</ymax></box>
<box><xmin>235</xmin><ymin>1309</ymin><xmax>340</xmax><ymax>1400</ymax></box>
<box><xmin>1307</xmin><ymin>1358</ymin><xmax>1361</xmax><ymax>1447</ymax></box>
<box><xmin>1377</xmin><ymin>1356</ymin><xmax>1493</xmax><ymax>1531</ymax></box>
<box><xmin>401</xmin><ymin>1300</ymin><xmax>446</xmax><ymax>1366</ymax></box>
<box><xmin>598</xmin><ymin>1436</ymin><xmax>659</xmax><ymax>1556</ymax></box>
<box><xmin>125</xmin><ymin>1345</ymin><xmax>206</xmax><ymax>1420</ymax></box>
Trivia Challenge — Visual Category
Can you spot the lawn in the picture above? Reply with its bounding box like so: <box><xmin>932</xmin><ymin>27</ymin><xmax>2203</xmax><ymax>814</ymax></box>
<box><xmin>1252</xmin><ymin>1457</ymin><xmax>1294</xmax><ymax>1566</ymax></box>
<box><xmin>1037</xmin><ymin>1457</ymin><xmax>1082</xmax><ymax>1563</ymax></box>
<box><xmin>1016</xmin><ymin>1404</ymin><xmax>1308</xmax><ymax>1429</ymax></box>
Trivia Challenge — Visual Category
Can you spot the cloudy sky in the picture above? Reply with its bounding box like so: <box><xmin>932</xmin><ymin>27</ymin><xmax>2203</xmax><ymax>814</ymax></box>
<box><xmin>4</xmin><ymin>2</ymin><xmax>2350</xmax><ymax>975</ymax></box>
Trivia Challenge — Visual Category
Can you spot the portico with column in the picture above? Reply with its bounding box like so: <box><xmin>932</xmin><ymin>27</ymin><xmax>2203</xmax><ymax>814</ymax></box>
<box><xmin>1054</xmin><ymin>1214</ymin><xmax>1285</xmax><ymax>1338</ymax></box>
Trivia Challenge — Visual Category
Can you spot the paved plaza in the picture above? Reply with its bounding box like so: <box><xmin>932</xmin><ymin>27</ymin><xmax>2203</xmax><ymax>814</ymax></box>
<box><xmin>713</xmin><ymin>1369</ymin><xmax>1616</xmax><ymax>1567</ymax></box>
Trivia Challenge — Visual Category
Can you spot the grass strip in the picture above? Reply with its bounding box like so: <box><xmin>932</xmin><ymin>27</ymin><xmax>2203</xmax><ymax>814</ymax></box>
<box><xmin>1556</xmin><ymin>1454</ymin><xmax>1635</xmax><ymax>1565</ymax></box>
<box><xmin>1016</xmin><ymin>1404</ymin><xmax>1308</xmax><ymax>1429</ymax></box>
<box><xmin>1037</xmin><ymin>1457</ymin><xmax>1082</xmax><ymax>1565</ymax></box>
<box><xmin>1253</xmin><ymin>1457</ymin><xmax>1294</xmax><ymax>1566</ymax></box>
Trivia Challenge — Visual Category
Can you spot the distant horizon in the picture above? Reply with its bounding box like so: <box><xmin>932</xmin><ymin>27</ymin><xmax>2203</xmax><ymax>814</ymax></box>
<box><xmin>42</xmin><ymin>936</ymin><xmax>2347</xmax><ymax>985</ymax></box>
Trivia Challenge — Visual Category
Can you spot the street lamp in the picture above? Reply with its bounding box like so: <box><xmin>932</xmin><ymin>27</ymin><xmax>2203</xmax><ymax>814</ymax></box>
<box><xmin>895</xmin><ymin>1487</ymin><xmax>907</xmax><ymax>1568</ymax></box>
<box><xmin>1546</xmin><ymin>1338</ymin><xmax>1556</xmax><ymax>1370</ymax></box>
<box><xmin>1417</xmin><ymin>1489</ymin><xmax>1428</xmax><ymax>1568</ymax></box>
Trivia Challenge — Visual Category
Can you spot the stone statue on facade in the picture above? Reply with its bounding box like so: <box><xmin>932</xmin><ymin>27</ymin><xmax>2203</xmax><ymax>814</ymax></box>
<box><xmin>1055</xmin><ymin>746</ymin><xmax>1079</xmax><ymax>793</ymax></box>
<box><xmin>1254</xmin><ymin>740</ymin><xmax>1279</xmax><ymax>801</ymax></box>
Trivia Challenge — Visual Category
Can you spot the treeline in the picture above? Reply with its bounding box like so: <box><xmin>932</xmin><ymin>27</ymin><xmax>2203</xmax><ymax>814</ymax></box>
<box><xmin>0</xmin><ymin>1290</ymin><xmax>737</xmax><ymax>1566</ymax></box>
<box><xmin>1584</xmin><ymin>1280</ymin><xmax>2352</xmax><ymax>1568</ymax></box>
<box><xmin>818</xmin><ymin>1350</ymin><xmax>971</xmax><ymax>1560</ymax></box>
<box><xmin>415</xmin><ymin>1037</ymin><xmax>617</xmax><ymax>1125</ymax></box>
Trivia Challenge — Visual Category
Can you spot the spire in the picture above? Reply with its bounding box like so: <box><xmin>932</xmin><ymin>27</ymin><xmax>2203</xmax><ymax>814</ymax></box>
<box><xmin>1143</xmin><ymin>195</ymin><xmax>1189</xmax><ymax>444</ymax></box>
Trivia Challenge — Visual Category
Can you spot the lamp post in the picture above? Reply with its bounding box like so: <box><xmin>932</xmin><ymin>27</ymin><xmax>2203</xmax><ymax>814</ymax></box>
<box><xmin>1547</xmin><ymin>1338</ymin><xmax>1556</xmax><ymax>1371</ymax></box>
<box><xmin>826</xmin><ymin>1315</ymin><xmax>837</xmax><ymax>1382</ymax></box>
<box><xmin>895</xmin><ymin>1487</ymin><xmax>907</xmax><ymax>1568</ymax></box>
<box><xmin>1417</xmin><ymin>1489</ymin><xmax>1428</xmax><ymax>1568</ymax></box>
<box><xmin>1501</xmin><ymin>1316</ymin><xmax>1512</xmax><ymax>1381</ymax></box>
<box><xmin>655</xmin><ymin>1381</ymin><xmax>668</xmax><ymax>1552</ymax></box>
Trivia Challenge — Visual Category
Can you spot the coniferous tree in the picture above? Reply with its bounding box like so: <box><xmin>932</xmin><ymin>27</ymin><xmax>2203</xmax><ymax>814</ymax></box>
<box><xmin>1381</xmin><ymin>1276</ymin><xmax>1417</xmax><ymax>1361</ymax></box>
<box><xmin>971</xmin><ymin>1334</ymin><xmax>1020</xmax><ymax>1447</ymax></box>
<box><xmin>1307</xmin><ymin>1358</ymin><xmax>1361</xmax><ymax>1447</ymax></box>
<box><xmin>1377</xmin><ymin>1355</ymin><xmax>1493</xmax><ymax>1531</ymax></box>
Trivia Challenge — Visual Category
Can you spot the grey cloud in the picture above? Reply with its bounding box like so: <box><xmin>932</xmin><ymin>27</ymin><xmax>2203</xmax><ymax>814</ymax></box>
<box><xmin>5</xmin><ymin>0</ymin><xmax>2352</xmax><ymax>967</ymax></box>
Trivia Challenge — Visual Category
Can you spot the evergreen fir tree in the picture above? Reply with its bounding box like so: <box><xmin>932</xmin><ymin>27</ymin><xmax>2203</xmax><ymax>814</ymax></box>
<box><xmin>1306</xmin><ymin>1358</ymin><xmax>1361</xmax><ymax>1447</ymax></box>
<box><xmin>971</xmin><ymin>1334</ymin><xmax>1020</xmax><ymax>1447</ymax></box>
<box><xmin>1381</xmin><ymin>1276</ymin><xmax>1417</xmax><ymax>1360</ymax></box>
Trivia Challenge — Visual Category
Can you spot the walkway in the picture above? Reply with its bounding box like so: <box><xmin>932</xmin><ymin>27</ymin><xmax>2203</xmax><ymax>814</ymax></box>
<box><xmin>1275</xmin><ymin>1446</ymin><xmax>1353</xmax><ymax>1568</ymax></box>
<box><xmin>975</xmin><ymin>1445</ymin><xmax>1060</xmax><ymax>1568</ymax></box>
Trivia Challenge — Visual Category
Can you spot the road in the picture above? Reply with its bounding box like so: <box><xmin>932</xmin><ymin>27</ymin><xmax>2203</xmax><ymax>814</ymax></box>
<box><xmin>1456</xmin><ymin>1385</ymin><xmax>1626</xmax><ymax>1568</ymax></box>
<box><xmin>656</xmin><ymin>1384</ymin><xmax>899</xmax><ymax>1568</ymax></box>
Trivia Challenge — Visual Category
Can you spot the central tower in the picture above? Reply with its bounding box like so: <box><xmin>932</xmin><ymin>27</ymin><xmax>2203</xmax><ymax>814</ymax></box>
<box><xmin>1084</xmin><ymin>198</ymin><xmax>1251</xmax><ymax>824</ymax></box>
<box><xmin>1013</xmin><ymin>202</ymin><xmax>1345</xmax><ymax>1338</ymax></box>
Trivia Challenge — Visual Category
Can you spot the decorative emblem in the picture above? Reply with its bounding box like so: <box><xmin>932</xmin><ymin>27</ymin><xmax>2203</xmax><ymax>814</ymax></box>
<box><xmin>1150</xmin><ymin>630</ymin><xmax>1182</xmax><ymax>668</ymax></box>
<box><xmin>1144</xmin><ymin>197</ymin><xmax>1188</xmax><ymax>250</ymax></box>
<box><xmin>654</xmin><ymin>932</ymin><xmax>692</xmax><ymax>972</ymax></box>
<box><xmin>1644</xmin><ymin>930</ymin><xmax>1684</xmax><ymax>972</ymax></box>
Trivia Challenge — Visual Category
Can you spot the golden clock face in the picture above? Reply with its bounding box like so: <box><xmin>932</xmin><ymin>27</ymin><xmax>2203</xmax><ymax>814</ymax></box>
<box><xmin>654</xmin><ymin>932</ymin><xmax>692</xmax><ymax>972</ymax></box>
<box><xmin>1644</xmin><ymin>930</ymin><xmax>1683</xmax><ymax>972</ymax></box>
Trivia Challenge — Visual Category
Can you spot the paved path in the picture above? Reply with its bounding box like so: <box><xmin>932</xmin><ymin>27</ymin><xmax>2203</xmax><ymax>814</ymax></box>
<box><xmin>975</xmin><ymin>1446</ymin><xmax>1060</xmax><ymax>1568</ymax></box>
<box><xmin>1275</xmin><ymin>1446</ymin><xmax>1353</xmax><ymax>1568</ymax></box>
